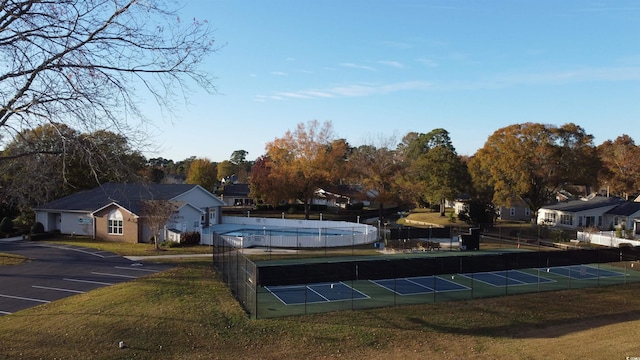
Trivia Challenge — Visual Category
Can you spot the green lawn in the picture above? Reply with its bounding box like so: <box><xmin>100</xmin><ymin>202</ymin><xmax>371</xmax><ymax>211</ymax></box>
<box><xmin>2</xmin><ymin>237</ymin><xmax>640</xmax><ymax>358</ymax></box>
<box><xmin>1</xmin><ymin>258</ymin><xmax>640</xmax><ymax>359</ymax></box>
<box><xmin>44</xmin><ymin>236</ymin><xmax>213</xmax><ymax>256</ymax></box>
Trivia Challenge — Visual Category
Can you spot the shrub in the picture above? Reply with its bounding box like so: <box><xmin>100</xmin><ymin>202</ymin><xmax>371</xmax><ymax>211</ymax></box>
<box><xmin>0</xmin><ymin>217</ymin><xmax>14</xmax><ymax>235</ymax></box>
<box><xmin>180</xmin><ymin>231</ymin><xmax>201</xmax><ymax>246</ymax></box>
<box><xmin>31</xmin><ymin>222</ymin><xmax>45</xmax><ymax>234</ymax></box>
<box><xmin>346</xmin><ymin>202</ymin><xmax>364</xmax><ymax>210</ymax></box>
<box><xmin>161</xmin><ymin>241</ymin><xmax>180</xmax><ymax>248</ymax></box>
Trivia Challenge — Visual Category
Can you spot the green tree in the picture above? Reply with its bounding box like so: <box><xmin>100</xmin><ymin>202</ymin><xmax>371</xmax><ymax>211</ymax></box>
<box><xmin>400</xmin><ymin>129</ymin><xmax>469</xmax><ymax>216</ymax></box>
<box><xmin>186</xmin><ymin>158</ymin><xmax>218</xmax><ymax>191</ymax></box>
<box><xmin>0</xmin><ymin>216</ymin><xmax>13</xmax><ymax>235</ymax></box>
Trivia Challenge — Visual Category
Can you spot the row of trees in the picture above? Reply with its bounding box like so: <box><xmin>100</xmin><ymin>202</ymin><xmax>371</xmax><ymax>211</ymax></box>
<box><xmin>0</xmin><ymin>122</ymin><xmax>252</xmax><ymax>222</ymax></box>
<box><xmin>250</xmin><ymin>120</ymin><xmax>640</xmax><ymax>223</ymax></box>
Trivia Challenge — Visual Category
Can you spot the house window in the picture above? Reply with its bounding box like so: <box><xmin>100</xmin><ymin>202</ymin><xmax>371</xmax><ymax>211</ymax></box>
<box><xmin>544</xmin><ymin>212</ymin><xmax>556</xmax><ymax>223</ymax></box>
<box><xmin>107</xmin><ymin>209</ymin><xmax>123</xmax><ymax>235</ymax></box>
<box><xmin>510</xmin><ymin>207</ymin><xmax>516</xmax><ymax>216</ymax></box>
<box><xmin>585</xmin><ymin>216</ymin><xmax>595</xmax><ymax>227</ymax></box>
<box><xmin>524</xmin><ymin>208</ymin><xmax>531</xmax><ymax>217</ymax></box>
<box><xmin>614</xmin><ymin>217</ymin><xmax>619</xmax><ymax>226</ymax></box>
<box><xmin>193</xmin><ymin>220</ymin><xmax>200</xmax><ymax>228</ymax></box>
<box><xmin>598</xmin><ymin>216</ymin><xmax>603</xmax><ymax>227</ymax></box>
<box><xmin>560</xmin><ymin>214</ymin><xmax>573</xmax><ymax>225</ymax></box>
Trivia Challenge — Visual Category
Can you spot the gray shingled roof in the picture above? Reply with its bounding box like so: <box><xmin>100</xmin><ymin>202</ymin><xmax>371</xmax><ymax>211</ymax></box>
<box><xmin>33</xmin><ymin>183</ymin><xmax>202</xmax><ymax>214</ymax></box>
<box><xmin>604</xmin><ymin>201</ymin><xmax>640</xmax><ymax>216</ymax></box>
<box><xmin>543</xmin><ymin>196</ymin><xmax>625</xmax><ymax>212</ymax></box>
<box><xmin>222</xmin><ymin>183</ymin><xmax>250</xmax><ymax>197</ymax></box>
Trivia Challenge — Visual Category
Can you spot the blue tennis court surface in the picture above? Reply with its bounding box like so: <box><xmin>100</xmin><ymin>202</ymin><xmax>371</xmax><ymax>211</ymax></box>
<box><xmin>372</xmin><ymin>276</ymin><xmax>469</xmax><ymax>295</ymax></box>
<box><xmin>542</xmin><ymin>265</ymin><xmax>625</xmax><ymax>280</ymax></box>
<box><xmin>460</xmin><ymin>270</ymin><xmax>555</xmax><ymax>287</ymax></box>
<box><xmin>266</xmin><ymin>282</ymin><xmax>369</xmax><ymax>305</ymax></box>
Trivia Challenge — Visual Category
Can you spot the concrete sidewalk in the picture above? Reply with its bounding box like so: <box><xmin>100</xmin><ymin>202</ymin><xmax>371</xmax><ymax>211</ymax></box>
<box><xmin>125</xmin><ymin>253</ymin><xmax>212</xmax><ymax>261</ymax></box>
<box><xmin>0</xmin><ymin>236</ymin><xmax>24</xmax><ymax>243</ymax></box>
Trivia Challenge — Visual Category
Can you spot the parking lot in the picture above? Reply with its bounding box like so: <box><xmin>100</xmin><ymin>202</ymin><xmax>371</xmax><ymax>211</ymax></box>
<box><xmin>0</xmin><ymin>239</ymin><xmax>172</xmax><ymax>315</ymax></box>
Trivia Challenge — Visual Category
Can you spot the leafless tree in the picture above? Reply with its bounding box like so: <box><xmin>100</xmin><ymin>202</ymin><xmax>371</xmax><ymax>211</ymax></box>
<box><xmin>0</xmin><ymin>0</ymin><xmax>219</xmax><ymax>175</ymax></box>
<box><xmin>140</xmin><ymin>199</ymin><xmax>177</xmax><ymax>250</ymax></box>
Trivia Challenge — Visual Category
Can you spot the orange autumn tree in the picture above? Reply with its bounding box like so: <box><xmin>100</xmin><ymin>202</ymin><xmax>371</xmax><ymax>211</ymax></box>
<box><xmin>597</xmin><ymin>134</ymin><xmax>640</xmax><ymax>200</ymax></box>
<box><xmin>252</xmin><ymin>120</ymin><xmax>350</xmax><ymax>219</ymax></box>
<box><xmin>468</xmin><ymin>122</ymin><xmax>600</xmax><ymax>220</ymax></box>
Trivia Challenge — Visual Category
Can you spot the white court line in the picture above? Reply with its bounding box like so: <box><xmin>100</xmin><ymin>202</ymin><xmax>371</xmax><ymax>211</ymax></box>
<box><xmin>32</xmin><ymin>285</ymin><xmax>85</xmax><ymax>294</ymax></box>
<box><xmin>64</xmin><ymin>278</ymin><xmax>113</xmax><ymax>286</ymax></box>
<box><xmin>114</xmin><ymin>266</ymin><xmax>160</xmax><ymax>273</ymax></box>
<box><xmin>0</xmin><ymin>293</ymin><xmax>50</xmax><ymax>303</ymax></box>
<box><xmin>0</xmin><ymin>310</ymin><xmax>12</xmax><ymax>315</ymax></box>
<box><xmin>91</xmin><ymin>272</ymin><xmax>138</xmax><ymax>279</ymax></box>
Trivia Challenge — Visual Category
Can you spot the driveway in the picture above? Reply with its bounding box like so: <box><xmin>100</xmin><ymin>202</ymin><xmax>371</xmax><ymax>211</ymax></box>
<box><xmin>0</xmin><ymin>239</ymin><xmax>173</xmax><ymax>316</ymax></box>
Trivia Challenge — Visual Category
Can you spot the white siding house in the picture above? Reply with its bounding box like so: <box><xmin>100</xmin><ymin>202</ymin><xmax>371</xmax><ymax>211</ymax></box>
<box><xmin>33</xmin><ymin>183</ymin><xmax>224</xmax><ymax>244</ymax></box>
<box><xmin>537</xmin><ymin>195</ymin><xmax>626</xmax><ymax>230</ymax></box>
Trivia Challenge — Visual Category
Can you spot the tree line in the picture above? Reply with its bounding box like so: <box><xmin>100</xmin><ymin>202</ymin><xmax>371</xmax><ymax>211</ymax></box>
<box><xmin>2</xmin><ymin>2</ymin><xmax>638</xmax><ymax>229</ymax></box>
<box><xmin>250</xmin><ymin>120</ymin><xmax>640</xmax><ymax>223</ymax></box>
<box><xmin>2</xmin><ymin>120</ymin><xmax>638</xmax><ymax>228</ymax></box>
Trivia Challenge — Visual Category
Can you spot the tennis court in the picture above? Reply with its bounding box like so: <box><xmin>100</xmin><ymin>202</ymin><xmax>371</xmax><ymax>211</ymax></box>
<box><xmin>543</xmin><ymin>264</ymin><xmax>626</xmax><ymax>280</ymax></box>
<box><xmin>262</xmin><ymin>264</ymin><xmax>632</xmax><ymax>308</ymax></box>
<box><xmin>266</xmin><ymin>282</ymin><xmax>369</xmax><ymax>305</ymax></box>
<box><xmin>217</xmin><ymin>244</ymin><xmax>640</xmax><ymax>318</ymax></box>
<box><xmin>460</xmin><ymin>270</ymin><xmax>556</xmax><ymax>287</ymax></box>
<box><xmin>372</xmin><ymin>276</ymin><xmax>468</xmax><ymax>295</ymax></box>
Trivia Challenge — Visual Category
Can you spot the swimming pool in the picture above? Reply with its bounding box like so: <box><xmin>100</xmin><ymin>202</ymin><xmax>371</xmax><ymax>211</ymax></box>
<box><xmin>211</xmin><ymin>217</ymin><xmax>378</xmax><ymax>248</ymax></box>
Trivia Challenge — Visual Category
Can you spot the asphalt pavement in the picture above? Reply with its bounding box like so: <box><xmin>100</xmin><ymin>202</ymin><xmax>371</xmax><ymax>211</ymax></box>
<box><xmin>0</xmin><ymin>238</ymin><xmax>174</xmax><ymax>316</ymax></box>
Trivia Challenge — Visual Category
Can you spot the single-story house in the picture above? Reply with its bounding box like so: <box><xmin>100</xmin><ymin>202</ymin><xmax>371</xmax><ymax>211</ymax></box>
<box><xmin>33</xmin><ymin>183</ymin><xmax>225</xmax><ymax>244</ymax></box>
<box><xmin>313</xmin><ymin>185</ymin><xmax>372</xmax><ymax>208</ymax></box>
<box><xmin>536</xmin><ymin>195</ymin><xmax>626</xmax><ymax>230</ymax></box>
<box><xmin>452</xmin><ymin>195</ymin><xmax>531</xmax><ymax>222</ymax></box>
<box><xmin>220</xmin><ymin>183</ymin><xmax>254</xmax><ymax>207</ymax></box>
<box><xmin>602</xmin><ymin>201</ymin><xmax>640</xmax><ymax>237</ymax></box>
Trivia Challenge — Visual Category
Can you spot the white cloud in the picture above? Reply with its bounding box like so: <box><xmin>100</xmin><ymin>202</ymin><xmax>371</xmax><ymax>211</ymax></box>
<box><xmin>416</xmin><ymin>57</ymin><xmax>438</xmax><ymax>67</ymax></box>
<box><xmin>255</xmin><ymin>65</ymin><xmax>640</xmax><ymax>102</ymax></box>
<box><xmin>378</xmin><ymin>60</ymin><xmax>404</xmax><ymax>68</ymax></box>
<box><xmin>271</xmin><ymin>71</ymin><xmax>287</xmax><ymax>76</ymax></box>
<box><xmin>340</xmin><ymin>62</ymin><xmax>377</xmax><ymax>71</ymax></box>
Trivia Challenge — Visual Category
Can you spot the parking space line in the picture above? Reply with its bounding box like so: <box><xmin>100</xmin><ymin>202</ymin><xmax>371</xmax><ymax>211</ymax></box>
<box><xmin>35</xmin><ymin>243</ymin><xmax>106</xmax><ymax>258</ymax></box>
<box><xmin>32</xmin><ymin>285</ymin><xmax>85</xmax><ymax>294</ymax></box>
<box><xmin>64</xmin><ymin>278</ymin><xmax>113</xmax><ymax>286</ymax></box>
<box><xmin>0</xmin><ymin>293</ymin><xmax>50</xmax><ymax>303</ymax></box>
<box><xmin>91</xmin><ymin>272</ymin><xmax>138</xmax><ymax>279</ymax></box>
<box><xmin>0</xmin><ymin>310</ymin><xmax>12</xmax><ymax>315</ymax></box>
<box><xmin>115</xmin><ymin>266</ymin><xmax>161</xmax><ymax>273</ymax></box>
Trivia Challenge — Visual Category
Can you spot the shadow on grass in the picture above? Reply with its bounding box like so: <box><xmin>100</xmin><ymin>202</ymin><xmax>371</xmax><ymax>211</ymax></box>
<box><xmin>405</xmin><ymin>310</ymin><xmax>640</xmax><ymax>339</ymax></box>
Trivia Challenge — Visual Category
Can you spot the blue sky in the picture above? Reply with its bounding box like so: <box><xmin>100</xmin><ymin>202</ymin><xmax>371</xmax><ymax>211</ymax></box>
<box><xmin>147</xmin><ymin>1</ymin><xmax>640</xmax><ymax>163</ymax></box>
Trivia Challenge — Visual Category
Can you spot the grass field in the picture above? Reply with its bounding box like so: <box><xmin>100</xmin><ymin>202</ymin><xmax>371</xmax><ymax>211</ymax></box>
<box><xmin>2</xmin><ymin>238</ymin><xmax>640</xmax><ymax>359</ymax></box>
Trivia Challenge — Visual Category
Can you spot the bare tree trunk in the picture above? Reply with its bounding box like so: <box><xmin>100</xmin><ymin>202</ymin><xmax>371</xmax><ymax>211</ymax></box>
<box><xmin>304</xmin><ymin>199</ymin><xmax>310</xmax><ymax>220</ymax></box>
